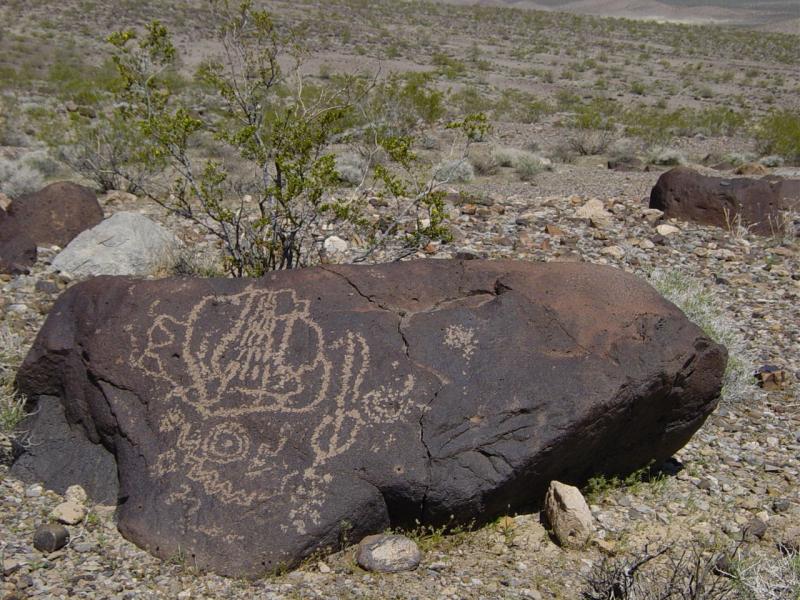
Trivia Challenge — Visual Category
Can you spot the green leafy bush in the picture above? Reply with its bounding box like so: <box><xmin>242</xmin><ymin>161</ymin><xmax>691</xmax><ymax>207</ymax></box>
<box><xmin>78</xmin><ymin>1</ymin><xmax>480</xmax><ymax>275</ymax></box>
<box><xmin>756</xmin><ymin>109</ymin><xmax>800</xmax><ymax>164</ymax></box>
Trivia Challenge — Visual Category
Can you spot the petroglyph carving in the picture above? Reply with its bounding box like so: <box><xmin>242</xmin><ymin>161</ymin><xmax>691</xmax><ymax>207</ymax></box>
<box><xmin>444</xmin><ymin>324</ymin><xmax>477</xmax><ymax>360</ymax></box>
<box><xmin>132</xmin><ymin>287</ymin><xmax>420</xmax><ymax>528</ymax></box>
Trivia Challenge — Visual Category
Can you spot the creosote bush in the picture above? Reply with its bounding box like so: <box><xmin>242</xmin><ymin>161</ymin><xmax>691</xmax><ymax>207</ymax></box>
<box><xmin>76</xmin><ymin>0</ymin><xmax>486</xmax><ymax>276</ymax></box>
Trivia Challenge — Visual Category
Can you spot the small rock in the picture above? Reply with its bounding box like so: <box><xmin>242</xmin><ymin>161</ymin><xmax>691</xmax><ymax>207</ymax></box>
<box><xmin>356</xmin><ymin>534</ymin><xmax>421</xmax><ymax>573</ymax></box>
<box><xmin>317</xmin><ymin>561</ymin><xmax>331</xmax><ymax>574</ymax></box>
<box><xmin>575</xmin><ymin>199</ymin><xmax>612</xmax><ymax>225</ymax></box>
<box><xmin>773</xmin><ymin>499</ymin><xmax>791</xmax><ymax>513</ymax></box>
<box><xmin>743</xmin><ymin>517</ymin><xmax>767</xmax><ymax>541</ymax></box>
<box><xmin>3</xmin><ymin>558</ymin><xmax>24</xmax><ymax>577</ymax></box>
<box><xmin>25</xmin><ymin>484</ymin><xmax>43</xmax><ymax>498</ymax></box>
<box><xmin>754</xmin><ymin>366</ymin><xmax>789</xmax><ymax>391</ymax></box>
<box><xmin>64</xmin><ymin>485</ymin><xmax>88</xmax><ymax>506</ymax></box>
<box><xmin>51</xmin><ymin>501</ymin><xmax>87</xmax><ymax>525</ymax></box>
<box><xmin>600</xmin><ymin>246</ymin><xmax>625</xmax><ymax>259</ymax></box>
<box><xmin>641</xmin><ymin>208</ymin><xmax>664</xmax><ymax>225</ymax></box>
<box><xmin>656</xmin><ymin>224</ymin><xmax>680</xmax><ymax>236</ymax></box>
<box><xmin>545</xmin><ymin>224</ymin><xmax>564</xmax><ymax>236</ymax></box>
<box><xmin>33</xmin><ymin>524</ymin><xmax>70</xmax><ymax>553</ymax></box>
<box><xmin>544</xmin><ymin>481</ymin><xmax>594</xmax><ymax>549</ymax></box>
<box><xmin>323</xmin><ymin>235</ymin><xmax>348</xmax><ymax>255</ymax></box>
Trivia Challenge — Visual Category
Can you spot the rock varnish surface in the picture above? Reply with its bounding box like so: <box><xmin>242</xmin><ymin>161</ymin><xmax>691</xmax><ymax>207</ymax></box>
<box><xmin>14</xmin><ymin>259</ymin><xmax>727</xmax><ymax>577</ymax></box>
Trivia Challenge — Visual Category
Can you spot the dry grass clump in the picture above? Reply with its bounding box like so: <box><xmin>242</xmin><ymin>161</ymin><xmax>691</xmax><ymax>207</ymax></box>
<box><xmin>583</xmin><ymin>545</ymin><xmax>735</xmax><ymax>599</ymax></box>
<box><xmin>648</xmin><ymin>270</ymin><xmax>752</xmax><ymax>404</ymax></box>
<box><xmin>0</xmin><ymin>323</ymin><xmax>28</xmax><ymax>433</ymax></box>
<box><xmin>0</xmin><ymin>149</ymin><xmax>60</xmax><ymax>199</ymax></box>
<box><xmin>734</xmin><ymin>551</ymin><xmax>800</xmax><ymax>599</ymax></box>
<box><xmin>434</xmin><ymin>158</ymin><xmax>475</xmax><ymax>183</ymax></box>
<box><xmin>491</xmin><ymin>146</ymin><xmax>551</xmax><ymax>180</ymax></box>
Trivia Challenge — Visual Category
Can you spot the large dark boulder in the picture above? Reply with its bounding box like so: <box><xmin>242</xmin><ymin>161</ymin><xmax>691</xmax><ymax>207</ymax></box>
<box><xmin>8</xmin><ymin>181</ymin><xmax>103</xmax><ymax>248</ymax></box>
<box><xmin>0</xmin><ymin>208</ymin><xmax>37</xmax><ymax>275</ymax></box>
<box><xmin>649</xmin><ymin>167</ymin><xmax>800</xmax><ymax>235</ymax></box>
<box><xmin>15</xmin><ymin>260</ymin><xmax>726</xmax><ymax>577</ymax></box>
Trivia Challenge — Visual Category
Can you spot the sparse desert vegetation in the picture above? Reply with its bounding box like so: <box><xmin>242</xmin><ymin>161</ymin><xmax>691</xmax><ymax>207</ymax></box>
<box><xmin>0</xmin><ymin>0</ymin><xmax>799</xmax><ymax>598</ymax></box>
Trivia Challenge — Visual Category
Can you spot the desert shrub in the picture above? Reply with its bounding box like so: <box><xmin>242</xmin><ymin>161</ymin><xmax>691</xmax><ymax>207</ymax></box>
<box><xmin>555</xmin><ymin>89</ymin><xmax>582</xmax><ymax>111</ymax></box>
<box><xmin>630</xmin><ymin>80</ymin><xmax>647</xmax><ymax>95</ymax></box>
<box><xmin>734</xmin><ymin>550</ymin><xmax>800</xmax><ymax>599</ymax></box>
<box><xmin>570</xmin><ymin>97</ymin><xmax>620</xmax><ymax>131</ymax></box>
<box><xmin>514</xmin><ymin>153</ymin><xmax>548</xmax><ymax>181</ymax></box>
<box><xmin>0</xmin><ymin>95</ymin><xmax>28</xmax><ymax>146</ymax></box>
<box><xmin>756</xmin><ymin>109</ymin><xmax>800</xmax><ymax>164</ymax></box>
<box><xmin>431</xmin><ymin>52</ymin><xmax>466</xmax><ymax>79</ymax></box>
<box><xmin>583</xmin><ymin>544</ymin><xmax>735</xmax><ymax>599</ymax></box>
<box><xmin>494</xmin><ymin>89</ymin><xmax>553</xmax><ymax>124</ymax></box>
<box><xmin>0</xmin><ymin>154</ymin><xmax>46</xmax><ymax>198</ymax></box>
<box><xmin>434</xmin><ymin>158</ymin><xmax>474</xmax><ymax>183</ymax></box>
<box><xmin>759</xmin><ymin>154</ymin><xmax>784</xmax><ymax>168</ymax></box>
<box><xmin>623</xmin><ymin>105</ymin><xmax>748</xmax><ymax>144</ymax></box>
<box><xmin>55</xmin><ymin>111</ymin><xmax>155</xmax><ymax>193</ymax></box>
<box><xmin>371</xmin><ymin>72</ymin><xmax>445</xmax><ymax>129</ymax></box>
<box><xmin>646</xmin><ymin>146</ymin><xmax>686</xmax><ymax>166</ymax></box>
<box><xmin>550</xmin><ymin>142</ymin><xmax>577</xmax><ymax>164</ymax></box>
<box><xmin>89</xmin><ymin>4</ymin><xmax>481</xmax><ymax>275</ymax></box>
<box><xmin>568</xmin><ymin>130</ymin><xmax>615</xmax><ymax>156</ymax></box>
<box><xmin>468</xmin><ymin>148</ymin><xmax>499</xmax><ymax>176</ymax></box>
<box><xmin>493</xmin><ymin>146</ymin><xmax>523</xmax><ymax>168</ymax></box>
<box><xmin>491</xmin><ymin>146</ymin><xmax>549</xmax><ymax>180</ymax></box>
<box><xmin>450</xmin><ymin>85</ymin><xmax>493</xmax><ymax>116</ymax></box>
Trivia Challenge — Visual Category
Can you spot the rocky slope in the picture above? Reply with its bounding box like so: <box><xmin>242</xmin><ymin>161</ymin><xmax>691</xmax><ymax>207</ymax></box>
<box><xmin>1</xmin><ymin>158</ymin><xmax>798</xmax><ymax>598</ymax></box>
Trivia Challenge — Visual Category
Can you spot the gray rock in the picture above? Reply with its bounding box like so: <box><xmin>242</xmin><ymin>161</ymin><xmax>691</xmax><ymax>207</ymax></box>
<box><xmin>52</xmin><ymin>212</ymin><xmax>180</xmax><ymax>278</ymax></box>
<box><xmin>544</xmin><ymin>481</ymin><xmax>594</xmax><ymax>549</ymax></box>
<box><xmin>356</xmin><ymin>534</ymin><xmax>421</xmax><ymax>573</ymax></box>
<box><xmin>33</xmin><ymin>524</ymin><xmax>70</xmax><ymax>553</ymax></box>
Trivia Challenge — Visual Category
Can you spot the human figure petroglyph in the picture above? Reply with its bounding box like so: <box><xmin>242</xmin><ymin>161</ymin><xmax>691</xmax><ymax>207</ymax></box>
<box><xmin>132</xmin><ymin>286</ymin><xmax>420</xmax><ymax>525</ymax></box>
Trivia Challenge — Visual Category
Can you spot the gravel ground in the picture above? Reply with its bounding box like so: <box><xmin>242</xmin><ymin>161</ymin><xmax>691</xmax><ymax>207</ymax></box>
<box><xmin>1</xmin><ymin>157</ymin><xmax>799</xmax><ymax>599</ymax></box>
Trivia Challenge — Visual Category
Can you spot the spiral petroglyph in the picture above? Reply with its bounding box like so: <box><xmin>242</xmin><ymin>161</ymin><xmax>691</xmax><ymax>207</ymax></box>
<box><xmin>132</xmin><ymin>286</ymin><xmax>420</xmax><ymax>525</ymax></box>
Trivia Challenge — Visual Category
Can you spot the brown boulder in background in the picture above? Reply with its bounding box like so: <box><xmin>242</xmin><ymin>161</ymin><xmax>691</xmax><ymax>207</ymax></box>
<box><xmin>15</xmin><ymin>260</ymin><xmax>726</xmax><ymax>577</ymax></box>
<box><xmin>0</xmin><ymin>207</ymin><xmax>36</xmax><ymax>275</ymax></box>
<box><xmin>8</xmin><ymin>181</ymin><xmax>103</xmax><ymax>248</ymax></box>
<box><xmin>649</xmin><ymin>167</ymin><xmax>800</xmax><ymax>235</ymax></box>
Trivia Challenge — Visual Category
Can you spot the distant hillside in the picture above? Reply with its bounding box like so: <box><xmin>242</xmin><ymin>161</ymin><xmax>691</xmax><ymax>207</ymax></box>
<box><xmin>439</xmin><ymin>0</ymin><xmax>800</xmax><ymax>29</ymax></box>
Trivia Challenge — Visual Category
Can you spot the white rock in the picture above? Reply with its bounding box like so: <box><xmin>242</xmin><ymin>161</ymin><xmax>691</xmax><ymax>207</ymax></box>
<box><xmin>323</xmin><ymin>235</ymin><xmax>349</xmax><ymax>255</ymax></box>
<box><xmin>52</xmin><ymin>212</ymin><xmax>181</xmax><ymax>278</ymax></box>
<box><xmin>65</xmin><ymin>485</ymin><xmax>88</xmax><ymax>506</ymax></box>
<box><xmin>544</xmin><ymin>481</ymin><xmax>594</xmax><ymax>549</ymax></box>
<box><xmin>575</xmin><ymin>198</ymin><xmax>611</xmax><ymax>220</ymax></box>
<box><xmin>51</xmin><ymin>501</ymin><xmax>87</xmax><ymax>525</ymax></box>
<box><xmin>641</xmin><ymin>208</ymin><xmax>664</xmax><ymax>225</ymax></box>
<box><xmin>356</xmin><ymin>534</ymin><xmax>421</xmax><ymax>573</ymax></box>
<box><xmin>656</xmin><ymin>224</ymin><xmax>681</xmax><ymax>236</ymax></box>
<box><xmin>640</xmin><ymin>239</ymin><xmax>655</xmax><ymax>250</ymax></box>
